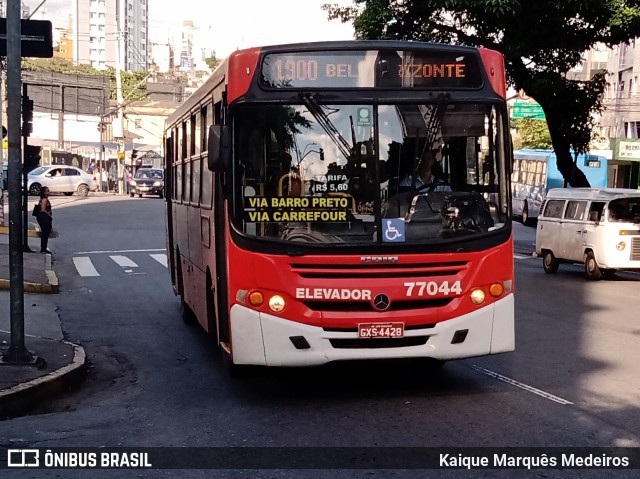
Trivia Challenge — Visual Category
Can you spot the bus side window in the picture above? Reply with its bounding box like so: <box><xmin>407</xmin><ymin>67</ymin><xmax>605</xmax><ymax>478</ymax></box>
<box><xmin>588</xmin><ymin>201</ymin><xmax>605</xmax><ymax>222</ymax></box>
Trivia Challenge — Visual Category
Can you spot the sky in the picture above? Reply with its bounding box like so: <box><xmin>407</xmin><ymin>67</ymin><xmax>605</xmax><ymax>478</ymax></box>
<box><xmin>25</xmin><ymin>0</ymin><xmax>356</xmax><ymax>59</ymax></box>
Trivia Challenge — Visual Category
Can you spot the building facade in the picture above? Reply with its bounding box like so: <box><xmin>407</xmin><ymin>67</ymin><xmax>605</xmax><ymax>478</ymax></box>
<box><xmin>601</xmin><ymin>40</ymin><xmax>640</xmax><ymax>190</ymax></box>
<box><xmin>0</xmin><ymin>0</ymin><xmax>30</xmax><ymax>18</ymax></box>
<box><xmin>72</xmin><ymin>0</ymin><xmax>148</xmax><ymax>72</ymax></box>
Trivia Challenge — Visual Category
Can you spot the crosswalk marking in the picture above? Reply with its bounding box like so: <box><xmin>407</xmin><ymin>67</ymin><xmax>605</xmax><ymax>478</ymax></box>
<box><xmin>150</xmin><ymin>254</ymin><xmax>167</xmax><ymax>267</ymax></box>
<box><xmin>110</xmin><ymin>255</ymin><xmax>139</xmax><ymax>268</ymax></box>
<box><xmin>72</xmin><ymin>253</ymin><xmax>167</xmax><ymax>277</ymax></box>
<box><xmin>73</xmin><ymin>257</ymin><xmax>100</xmax><ymax>277</ymax></box>
<box><xmin>74</xmin><ymin>253</ymin><xmax>536</xmax><ymax>277</ymax></box>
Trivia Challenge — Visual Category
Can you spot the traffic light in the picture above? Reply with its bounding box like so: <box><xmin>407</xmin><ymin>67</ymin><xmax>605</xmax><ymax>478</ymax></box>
<box><xmin>22</xmin><ymin>95</ymin><xmax>34</xmax><ymax>137</ymax></box>
<box><xmin>24</xmin><ymin>144</ymin><xmax>41</xmax><ymax>172</ymax></box>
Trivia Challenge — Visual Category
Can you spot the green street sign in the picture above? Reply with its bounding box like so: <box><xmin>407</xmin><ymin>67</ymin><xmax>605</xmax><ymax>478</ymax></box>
<box><xmin>512</xmin><ymin>101</ymin><xmax>546</xmax><ymax>120</ymax></box>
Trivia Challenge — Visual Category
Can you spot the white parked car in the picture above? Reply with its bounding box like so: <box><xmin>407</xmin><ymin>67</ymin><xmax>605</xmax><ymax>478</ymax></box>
<box><xmin>27</xmin><ymin>165</ymin><xmax>99</xmax><ymax>197</ymax></box>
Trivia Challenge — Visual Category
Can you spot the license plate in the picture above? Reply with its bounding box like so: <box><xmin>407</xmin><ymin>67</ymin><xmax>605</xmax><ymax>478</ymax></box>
<box><xmin>357</xmin><ymin>322</ymin><xmax>404</xmax><ymax>338</ymax></box>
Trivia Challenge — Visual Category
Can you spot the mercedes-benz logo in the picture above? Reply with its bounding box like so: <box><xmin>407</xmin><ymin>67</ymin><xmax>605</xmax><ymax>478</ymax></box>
<box><xmin>373</xmin><ymin>294</ymin><xmax>391</xmax><ymax>311</ymax></box>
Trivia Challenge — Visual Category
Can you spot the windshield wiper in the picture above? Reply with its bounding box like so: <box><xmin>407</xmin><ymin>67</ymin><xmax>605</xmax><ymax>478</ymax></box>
<box><xmin>300</xmin><ymin>93</ymin><xmax>353</xmax><ymax>160</ymax></box>
<box><xmin>413</xmin><ymin>94</ymin><xmax>449</xmax><ymax>185</ymax></box>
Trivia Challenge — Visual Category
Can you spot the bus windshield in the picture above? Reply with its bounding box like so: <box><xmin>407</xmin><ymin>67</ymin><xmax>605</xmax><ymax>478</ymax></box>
<box><xmin>231</xmin><ymin>99</ymin><xmax>510</xmax><ymax>246</ymax></box>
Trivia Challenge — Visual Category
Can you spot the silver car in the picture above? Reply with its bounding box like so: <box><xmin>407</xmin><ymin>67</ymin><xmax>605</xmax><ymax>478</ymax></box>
<box><xmin>27</xmin><ymin>165</ymin><xmax>99</xmax><ymax>197</ymax></box>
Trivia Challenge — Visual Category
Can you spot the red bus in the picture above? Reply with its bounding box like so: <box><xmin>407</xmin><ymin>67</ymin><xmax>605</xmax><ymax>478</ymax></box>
<box><xmin>164</xmin><ymin>41</ymin><xmax>514</xmax><ymax>371</ymax></box>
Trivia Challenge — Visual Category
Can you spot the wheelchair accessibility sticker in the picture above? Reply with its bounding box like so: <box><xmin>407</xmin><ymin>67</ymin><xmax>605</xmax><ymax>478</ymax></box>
<box><xmin>383</xmin><ymin>218</ymin><xmax>405</xmax><ymax>243</ymax></box>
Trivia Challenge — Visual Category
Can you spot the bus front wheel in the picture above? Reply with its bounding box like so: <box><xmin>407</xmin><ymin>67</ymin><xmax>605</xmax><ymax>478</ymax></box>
<box><xmin>542</xmin><ymin>251</ymin><xmax>559</xmax><ymax>274</ymax></box>
<box><xmin>584</xmin><ymin>251</ymin><xmax>603</xmax><ymax>281</ymax></box>
<box><xmin>180</xmin><ymin>296</ymin><xmax>197</xmax><ymax>325</ymax></box>
<box><xmin>522</xmin><ymin>201</ymin><xmax>532</xmax><ymax>226</ymax></box>
<box><xmin>221</xmin><ymin>349</ymin><xmax>254</xmax><ymax>378</ymax></box>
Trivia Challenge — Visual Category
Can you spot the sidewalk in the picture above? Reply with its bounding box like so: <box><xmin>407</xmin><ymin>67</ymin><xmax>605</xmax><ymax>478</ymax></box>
<box><xmin>0</xmin><ymin>230</ymin><xmax>87</xmax><ymax>419</ymax></box>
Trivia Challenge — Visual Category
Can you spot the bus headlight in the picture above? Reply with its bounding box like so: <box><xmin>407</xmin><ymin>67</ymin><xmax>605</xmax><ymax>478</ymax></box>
<box><xmin>268</xmin><ymin>295</ymin><xmax>286</xmax><ymax>312</ymax></box>
<box><xmin>470</xmin><ymin>289</ymin><xmax>486</xmax><ymax>305</ymax></box>
<box><xmin>616</xmin><ymin>241</ymin><xmax>626</xmax><ymax>251</ymax></box>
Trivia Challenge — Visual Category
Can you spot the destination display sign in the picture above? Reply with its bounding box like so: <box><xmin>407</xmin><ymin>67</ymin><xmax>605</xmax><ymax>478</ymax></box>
<box><xmin>261</xmin><ymin>50</ymin><xmax>483</xmax><ymax>89</ymax></box>
<box><xmin>243</xmin><ymin>196</ymin><xmax>351</xmax><ymax>223</ymax></box>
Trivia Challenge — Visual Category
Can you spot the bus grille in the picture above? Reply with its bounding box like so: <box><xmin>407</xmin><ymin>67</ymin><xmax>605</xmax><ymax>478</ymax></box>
<box><xmin>291</xmin><ymin>261</ymin><xmax>468</xmax><ymax>279</ymax></box>
<box><xmin>303</xmin><ymin>298</ymin><xmax>452</xmax><ymax>313</ymax></box>
<box><xmin>329</xmin><ymin>336</ymin><xmax>429</xmax><ymax>349</ymax></box>
<box><xmin>631</xmin><ymin>238</ymin><xmax>640</xmax><ymax>261</ymax></box>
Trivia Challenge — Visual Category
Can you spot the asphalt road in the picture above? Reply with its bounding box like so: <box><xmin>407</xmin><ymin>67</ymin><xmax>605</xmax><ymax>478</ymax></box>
<box><xmin>2</xmin><ymin>196</ymin><xmax>639</xmax><ymax>479</ymax></box>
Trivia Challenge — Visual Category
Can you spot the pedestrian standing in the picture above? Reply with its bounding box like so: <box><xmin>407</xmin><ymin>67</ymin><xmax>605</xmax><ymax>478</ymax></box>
<box><xmin>36</xmin><ymin>187</ymin><xmax>53</xmax><ymax>254</ymax></box>
<box><xmin>101</xmin><ymin>169</ymin><xmax>108</xmax><ymax>192</ymax></box>
<box><xmin>125</xmin><ymin>167</ymin><xmax>132</xmax><ymax>194</ymax></box>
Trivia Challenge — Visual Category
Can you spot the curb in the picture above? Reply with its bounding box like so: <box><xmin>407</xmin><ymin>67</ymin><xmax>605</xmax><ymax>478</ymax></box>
<box><xmin>0</xmin><ymin>226</ymin><xmax>41</xmax><ymax>237</ymax></box>
<box><xmin>0</xmin><ymin>341</ymin><xmax>87</xmax><ymax>419</ymax></box>
<box><xmin>0</xmin><ymin>270</ymin><xmax>59</xmax><ymax>294</ymax></box>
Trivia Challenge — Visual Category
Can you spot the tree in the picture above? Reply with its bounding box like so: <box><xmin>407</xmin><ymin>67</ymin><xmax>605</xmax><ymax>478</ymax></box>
<box><xmin>323</xmin><ymin>1</ymin><xmax>640</xmax><ymax>186</ymax></box>
<box><xmin>22</xmin><ymin>58</ymin><xmax>148</xmax><ymax>101</ymax></box>
<box><xmin>205</xmin><ymin>55</ymin><xmax>219</xmax><ymax>70</ymax></box>
<box><xmin>512</xmin><ymin>119</ymin><xmax>552</xmax><ymax>150</ymax></box>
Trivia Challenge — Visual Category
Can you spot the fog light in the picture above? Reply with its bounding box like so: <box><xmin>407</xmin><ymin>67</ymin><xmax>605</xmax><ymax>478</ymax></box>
<box><xmin>451</xmin><ymin>329</ymin><xmax>468</xmax><ymax>344</ymax></box>
<box><xmin>489</xmin><ymin>283</ymin><xmax>504</xmax><ymax>297</ymax></box>
<box><xmin>616</xmin><ymin>241</ymin><xmax>626</xmax><ymax>251</ymax></box>
<box><xmin>470</xmin><ymin>289</ymin><xmax>485</xmax><ymax>305</ymax></box>
<box><xmin>269</xmin><ymin>295</ymin><xmax>286</xmax><ymax>312</ymax></box>
<box><xmin>248</xmin><ymin>291</ymin><xmax>264</xmax><ymax>306</ymax></box>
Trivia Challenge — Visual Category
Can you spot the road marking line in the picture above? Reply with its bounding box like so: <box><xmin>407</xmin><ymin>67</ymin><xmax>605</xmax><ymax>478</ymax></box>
<box><xmin>73</xmin><ymin>248</ymin><xmax>165</xmax><ymax>254</ymax></box>
<box><xmin>471</xmin><ymin>365</ymin><xmax>573</xmax><ymax>405</ymax></box>
<box><xmin>110</xmin><ymin>255</ymin><xmax>138</xmax><ymax>268</ymax></box>
<box><xmin>73</xmin><ymin>257</ymin><xmax>100</xmax><ymax>277</ymax></box>
<box><xmin>150</xmin><ymin>254</ymin><xmax>168</xmax><ymax>267</ymax></box>
<box><xmin>514</xmin><ymin>254</ymin><xmax>533</xmax><ymax>259</ymax></box>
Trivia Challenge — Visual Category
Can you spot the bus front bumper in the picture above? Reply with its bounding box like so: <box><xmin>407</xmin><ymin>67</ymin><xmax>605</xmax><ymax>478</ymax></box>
<box><xmin>229</xmin><ymin>295</ymin><xmax>515</xmax><ymax>367</ymax></box>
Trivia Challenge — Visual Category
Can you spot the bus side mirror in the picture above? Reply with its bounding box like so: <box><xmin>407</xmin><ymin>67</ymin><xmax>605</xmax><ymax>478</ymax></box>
<box><xmin>207</xmin><ymin>124</ymin><xmax>229</xmax><ymax>172</ymax></box>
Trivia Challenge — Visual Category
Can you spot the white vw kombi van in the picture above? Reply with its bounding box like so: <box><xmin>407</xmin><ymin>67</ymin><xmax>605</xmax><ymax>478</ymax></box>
<box><xmin>535</xmin><ymin>188</ymin><xmax>640</xmax><ymax>280</ymax></box>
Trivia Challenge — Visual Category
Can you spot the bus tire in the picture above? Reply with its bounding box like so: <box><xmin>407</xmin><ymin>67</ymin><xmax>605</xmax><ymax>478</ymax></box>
<box><xmin>206</xmin><ymin>271</ymin><xmax>219</xmax><ymax>345</ymax></box>
<box><xmin>221</xmin><ymin>349</ymin><xmax>253</xmax><ymax>378</ymax></box>
<box><xmin>542</xmin><ymin>250</ymin><xmax>559</xmax><ymax>274</ymax></box>
<box><xmin>177</xmin><ymin>257</ymin><xmax>196</xmax><ymax>324</ymax></box>
<box><xmin>180</xmin><ymin>297</ymin><xmax>197</xmax><ymax>325</ymax></box>
<box><xmin>413</xmin><ymin>357</ymin><xmax>447</xmax><ymax>370</ymax></box>
<box><xmin>584</xmin><ymin>251</ymin><xmax>603</xmax><ymax>281</ymax></box>
<box><xmin>521</xmin><ymin>201</ymin><xmax>532</xmax><ymax>226</ymax></box>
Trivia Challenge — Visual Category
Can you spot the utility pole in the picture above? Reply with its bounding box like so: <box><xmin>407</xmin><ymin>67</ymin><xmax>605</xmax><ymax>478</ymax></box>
<box><xmin>21</xmin><ymin>83</ymin><xmax>31</xmax><ymax>251</ymax></box>
<box><xmin>115</xmin><ymin>1</ymin><xmax>125</xmax><ymax>194</ymax></box>
<box><xmin>2</xmin><ymin>0</ymin><xmax>34</xmax><ymax>364</ymax></box>
<box><xmin>0</xmin><ymin>62</ymin><xmax>5</xmax><ymax>227</ymax></box>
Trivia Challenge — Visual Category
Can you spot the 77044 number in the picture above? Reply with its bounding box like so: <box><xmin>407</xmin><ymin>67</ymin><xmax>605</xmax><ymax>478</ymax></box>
<box><xmin>404</xmin><ymin>281</ymin><xmax>462</xmax><ymax>297</ymax></box>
